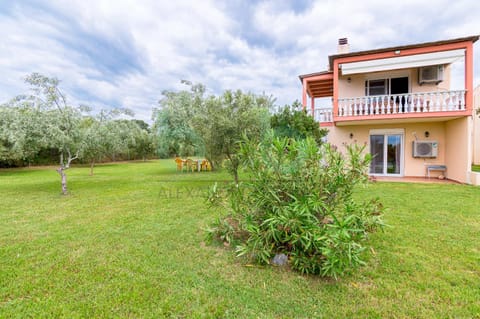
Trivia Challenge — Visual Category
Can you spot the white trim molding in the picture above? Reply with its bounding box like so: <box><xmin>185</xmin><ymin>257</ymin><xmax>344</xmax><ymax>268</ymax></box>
<box><xmin>340</xmin><ymin>49</ymin><xmax>465</xmax><ymax>75</ymax></box>
<box><xmin>369</xmin><ymin>128</ymin><xmax>405</xmax><ymax>135</ymax></box>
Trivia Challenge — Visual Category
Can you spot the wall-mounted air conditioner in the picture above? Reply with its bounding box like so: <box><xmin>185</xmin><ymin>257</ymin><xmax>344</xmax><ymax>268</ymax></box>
<box><xmin>418</xmin><ymin>65</ymin><xmax>444</xmax><ymax>85</ymax></box>
<box><xmin>413</xmin><ymin>140</ymin><xmax>438</xmax><ymax>158</ymax></box>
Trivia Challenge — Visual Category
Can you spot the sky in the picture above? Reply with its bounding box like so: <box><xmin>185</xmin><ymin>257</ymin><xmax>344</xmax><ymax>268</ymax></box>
<box><xmin>1</xmin><ymin>0</ymin><xmax>479</xmax><ymax>122</ymax></box>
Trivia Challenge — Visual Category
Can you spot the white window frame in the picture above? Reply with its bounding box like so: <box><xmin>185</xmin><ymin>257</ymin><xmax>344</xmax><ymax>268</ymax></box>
<box><xmin>369</xmin><ymin>129</ymin><xmax>405</xmax><ymax>176</ymax></box>
<box><xmin>365</xmin><ymin>71</ymin><xmax>411</xmax><ymax>96</ymax></box>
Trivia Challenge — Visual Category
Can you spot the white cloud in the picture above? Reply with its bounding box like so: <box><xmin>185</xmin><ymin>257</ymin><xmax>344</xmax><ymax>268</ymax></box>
<box><xmin>0</xmin><ymin>0</ymin><xmax>479</xmax><ymax>122</ymax></box>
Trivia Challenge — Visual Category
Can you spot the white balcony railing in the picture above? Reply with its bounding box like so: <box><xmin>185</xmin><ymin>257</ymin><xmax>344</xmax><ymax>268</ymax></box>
<box><xmin>338</xmin><ymin>90</ymin><xmax>466</xmax><ymax>117</ymax></box>
<box><xmin>307</xmin><ymin>107</ymin><xmax>333</xmax><ymax>123</ymax></box>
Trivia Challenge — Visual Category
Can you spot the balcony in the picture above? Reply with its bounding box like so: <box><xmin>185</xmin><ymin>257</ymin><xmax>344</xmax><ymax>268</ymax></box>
<box><xmin>307</xmin><ymin>106</ymin><xmax>333</xmax><ymax>123</ymax></box>
<box><xmin>310</xmin><ymin>90</ymin><xmax>467</xmax><ymax>124</ymax></box>
<box><xmin>339</xmin><ymin>90</ymin><xmax>465</xmax><ymax>116</ymax></box>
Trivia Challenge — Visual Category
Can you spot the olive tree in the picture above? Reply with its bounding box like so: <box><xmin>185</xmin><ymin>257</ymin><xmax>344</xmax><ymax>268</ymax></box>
<box><xmin>154</xmin><ymin>82</ymin><xmax>273</xmax><ymax>183</ymax></box>
<box><xmin>80</xmin><ymin>109</ymin><xmax>137</xmax><ymax>174</ymax></box>
<box><xmin>153</xmin><ymin>81</ymin><xmax>204</xmax><ymax>158</ymax></box>
<box><xmin>0</xmin><ymin>102</ymin><xmax>50</xmax><ymax>164</ymax></box>
<box><xmin>191</xmin><ymin>90</ymin><xmax>273</xmax><ymax>183</ymax></box>
<box><xmin>130</xmin><ymin>119</ymin><xmax>155</xmax><ymax>161</ymax></box>
<box><xmin>8</xmin><ymin>73</ymin><xmax>87</xmax><ymax>194</ymax></box>
<box><xmin>79</xmin><ymin>116</ymin><xmax>104</xmax><ymax>175</ymax></box>
<box><xmin>130</xmin><ymin>123</ymin><xmax>155</xmax><ymax>161</ymax></box>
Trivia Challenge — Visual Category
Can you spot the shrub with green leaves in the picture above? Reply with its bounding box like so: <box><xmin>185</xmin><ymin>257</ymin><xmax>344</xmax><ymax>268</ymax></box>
<box><xmin>206</xmin><ymin>133</ymin><xmax>384</xmax><ymax>278</ymax></box>
<box><xmin>270</xmin><ymin>101</ymin><xmax>328</xmax><ymax>145</ymax></box>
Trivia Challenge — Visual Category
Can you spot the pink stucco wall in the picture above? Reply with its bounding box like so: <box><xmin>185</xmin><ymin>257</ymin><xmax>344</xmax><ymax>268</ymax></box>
<box><xmin>325</xmin><ymin>118</ymin><xmax>469</xmax><ymax>182</ymax></box>
<box><xmin>445</xmin><ymin>117</ymin><xmax>471</xmax><ymax>183</ymax></box>
<box><xmin>337</xmin><ymin>66</ymin><xmax>452</xmax><ymax>99</ymax></box>
<box><xmin>473</xmin><ymin>85</ymin><xmax>480</xmax><ymax>165</ymax></box>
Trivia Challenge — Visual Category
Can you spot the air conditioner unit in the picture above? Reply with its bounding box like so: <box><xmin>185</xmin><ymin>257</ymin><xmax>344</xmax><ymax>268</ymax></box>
<box><xmin>418</xmin><ymin>65</ymin><xmax>444</xmax><ymax>85</ymax></box>
<box><xmin>412</xmin><ymin>140</ymin><xmax>438</xmax><ymax>158</ymax></box>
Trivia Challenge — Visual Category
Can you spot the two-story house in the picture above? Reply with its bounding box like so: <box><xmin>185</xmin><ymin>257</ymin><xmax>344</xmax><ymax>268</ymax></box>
<box><xmin>300</xmin><ymin>36</ymin><xmax>479</xmax><ymax>184</ymax></box>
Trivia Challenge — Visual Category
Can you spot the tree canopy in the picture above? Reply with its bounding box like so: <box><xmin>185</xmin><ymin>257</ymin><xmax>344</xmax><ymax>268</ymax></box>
<box><xmin>271</xmin><ymin>101</ymin><xmax>328</xmax><ymax>145</ymax></box>
<box><xmin>153</xmin><ymin>81</ymin><xmax>274</xmax><ymax>183</ymax></box>
<box><xmin>191</xmin><ymin>89</ymin><xmax>272</xmax><ymax>182</ymax></box>
<box><xmin>153</xmin><ymin>81</ymin><xmax>205</xmax><ymax>158</ymax></box>
<box><xmin>0</xmin><ymin>73</ymin><xmax>156</xmax><ymax>193</ymax></box>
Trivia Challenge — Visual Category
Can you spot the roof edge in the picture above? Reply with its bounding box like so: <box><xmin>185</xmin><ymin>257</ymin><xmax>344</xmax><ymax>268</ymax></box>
<box><xmin>328</xmin><ymin>35</ymin><xmax>479</xmax><ymax>68</ymax></box>
<box><xmin>298</xmin><ymin>70</ymin><xmax>332</xmax><ymax>83</ymax></box>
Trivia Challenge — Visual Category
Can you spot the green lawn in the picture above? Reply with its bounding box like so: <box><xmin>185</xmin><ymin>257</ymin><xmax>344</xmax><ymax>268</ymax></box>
<box><xmin>473</xmin><ymin>164</ymin><xmax>480</xmax><ymax>172</ymax></box>
<box><xmin>1</xmin><ymin>160</ymin><xmax>479</xmax><ymax>318</ymax></box>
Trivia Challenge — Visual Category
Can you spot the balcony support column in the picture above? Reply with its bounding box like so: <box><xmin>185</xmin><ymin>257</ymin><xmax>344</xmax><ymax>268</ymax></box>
<box><xmin>333</xmin><ymin>61</ymin><xmax>339</xmax><ymax>118</ymax></box>
<box><xmin>465</xmin><ymin>41</ymin><xmax>474</xmax><ymax>113</ymax></box>
<box><xmin>302</xmin><ymin>78</ymin><xmax>307</xmax><ymax>109</ymax></box>
<box><xmin>310</xmin><ymin>97</ymin><xmax>315</xmax><ymax>116</ymax></box>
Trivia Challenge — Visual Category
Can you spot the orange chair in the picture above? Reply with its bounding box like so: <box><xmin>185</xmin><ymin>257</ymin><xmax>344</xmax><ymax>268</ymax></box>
<box><xmin>185</xmin><ymin>159</ymin><xmax>196</xmax><ymax>172</ymax></box>
<box><xmin>175</xmin><ymin>157</ymin><xmax>184</xmax><ymax>172</ymax></box>
<box><xmin>200</xmin><ymin>159</ymin><xmax>212</xmax><ymax>171</ymax></box>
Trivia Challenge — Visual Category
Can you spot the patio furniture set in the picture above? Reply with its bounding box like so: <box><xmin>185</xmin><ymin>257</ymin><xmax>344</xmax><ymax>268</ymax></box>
<box><xmin>174</xmin><ymin>157</ymin><xmax>211</xmax><ymax>172</ymax></box>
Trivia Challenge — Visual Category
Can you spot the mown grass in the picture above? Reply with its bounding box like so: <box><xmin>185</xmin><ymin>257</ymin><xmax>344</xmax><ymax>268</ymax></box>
<box><xmin>1</xmin><ymin>160</ymin><xmax>479</xmax><ymax>318</ymax></box>
<box><xmin>473</xmin><ymin>164</ymin><xmax>480</xmax><ymax>172</ymax></box>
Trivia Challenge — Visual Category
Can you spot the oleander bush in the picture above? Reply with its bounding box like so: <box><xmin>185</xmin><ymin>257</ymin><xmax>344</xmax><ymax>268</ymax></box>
<box><xmin>206</xmin><ymin>133</ymin><xmax>385</xmax><ymax>278</ymax></box>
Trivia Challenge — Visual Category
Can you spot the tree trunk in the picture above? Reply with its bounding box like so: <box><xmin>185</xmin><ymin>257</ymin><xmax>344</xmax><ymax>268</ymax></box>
<box><xmin>90</xmin><ymin>159</ymin><xmax>95</xmax><ymax>176</ymax></box>
<box><xmin>206</xmin><ymin>157</ymin><xmax>215</xmax><ymax>171</ymax></box>
<box><xmin>57</xmin><ymin>167</ymin><xmax>68</xmax><ymax>195</ymax></box>
<box><xmin>233</xmin><ymin>168</ymin><xmax>239</xmax><ymax>185</ymax></box>
<box><xmin>225</xmin><ymin>151</ymin><xmax>239</xmax><ymax>185</ymax></box>
<box><xmin>56</xmin><ymin>150</ymin><xmax>78</xmax><ymax>195</ymax></box>
<box><xmin>229</xmin><ymin>158</ymin><xmax>239</xmax><ymax>185</ymax></box>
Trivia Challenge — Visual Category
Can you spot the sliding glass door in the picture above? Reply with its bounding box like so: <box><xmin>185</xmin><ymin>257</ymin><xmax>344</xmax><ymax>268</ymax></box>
<box><xmin>369</xmin><ymin>132</ymin><xmax>403</xmax><ymax>176</ymax></box>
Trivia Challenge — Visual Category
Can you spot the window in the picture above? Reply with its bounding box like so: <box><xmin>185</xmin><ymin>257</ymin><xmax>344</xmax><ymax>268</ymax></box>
<box><xmin>369</xmin><ymin>129</ymin><xmax>404</xmax><ymax>176</ymax></box>
<box><xmin>365</xmin><ymin>79</ymin><xmax>388</xmax><ymax>96</ymax></box>
<box><xmin>365</xmin><ymin>77</ymin><xmax>408</xmax><ymax>96</ymax></box>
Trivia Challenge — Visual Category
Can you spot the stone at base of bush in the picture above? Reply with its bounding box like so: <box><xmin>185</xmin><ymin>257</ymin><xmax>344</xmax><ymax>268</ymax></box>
<box><xmin>272</xmin><ymin>253</ymin><xmax>288</xmax><ymax>266</ymax></box>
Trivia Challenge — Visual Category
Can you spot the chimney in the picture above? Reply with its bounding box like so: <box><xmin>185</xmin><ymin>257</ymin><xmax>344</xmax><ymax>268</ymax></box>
<box><xmin>337</xmin><ymin>38</ymin><xmax>349</xmax><ymax>54</ymax></box>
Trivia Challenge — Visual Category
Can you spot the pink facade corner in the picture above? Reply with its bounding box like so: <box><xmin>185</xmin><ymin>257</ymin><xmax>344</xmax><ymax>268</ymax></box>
<box><xmin>299</xmin><ymin>36</ymin><xmax>479</xmax><ymax>184</ymax></box>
